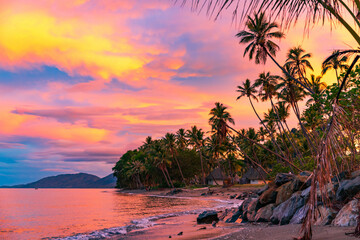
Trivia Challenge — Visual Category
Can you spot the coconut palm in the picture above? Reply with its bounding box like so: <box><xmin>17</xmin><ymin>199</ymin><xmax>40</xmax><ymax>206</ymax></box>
<box><xmin>186</xmin><ymin>126</ymin><xmax>206</xmax><ymax>184</ymax></box>
<box><xmin>322</xmin><ymin>50</ymin><xmax>348</xmax><ymax>84</ymax></box>
<box><xmin>176</xmin><ymin>128</ymin><xmax>188</xmax><ymax>150</ymax></box>
<box><xmin>285</xmin><ymin>46</ymin><xmax>314</xmax><ymax>89</ymax></box>
<box><xmin>150</xmin><ymin>140</ymin><xmax>174</xmax><ymax>188</ymax></box>
<box><xmin>236</xmin><ymin>12</ymin><xmax>315</xmax><ymax>94</ymax></box>
<box><xmin>208</xmin><ymin>102</ymin><xmax>235</xmax><ymax>144</ymax></box>
<box><xmin>237</xmin><ymin>77</ymin><xmax>283</xmax><ymax>157</ymax></box>
<box><xmin>163</xmin><ymin>133</ymin><xmax>186</xmax><ymax>185</ymax></box>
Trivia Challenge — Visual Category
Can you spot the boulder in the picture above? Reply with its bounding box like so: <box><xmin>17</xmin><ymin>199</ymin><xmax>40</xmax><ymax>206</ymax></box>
<box><xmin>351</xmin><ymin>170</ymin><xmax>360</xmax><ymax>179</ymax></box>
<box><xmin>314</xmin><ymin>205</ymin><xmax>337</xmax><ymax>226</ymax></box>
<box><xmin>255</xmin><ymin>204</ymin><xmax>275</xmax><ymax>222</ymax></box>
<box><xmin>225</xmin><ymin>209</ymin><xmax>242</xmax><ymax>223</ymax></box>
<box><xmin>276</xmin><ymin>182</ymin><xmax>294</xmax><ymax>205</ymax></box>
<box><xmin>290</xmin><ymin>205</ymin><xmax>308</xmax><ymax>224</ymax></box>
<box><xmin>218</xmin><ymin>209</ymin><xmax>233</xmax><ymax>221</ymax></box>
<box><xmin>299</xmin><ymin>171</ymin><xmax>312</xmax><ymax>177</ymax></box>
<box><xmin>271</xmin><ymin>192</ymin><xmax>305</xmax><ymax>225</ymax></box>
<box><xmin>259</xmin><ymin>186</ymin><xmax>278</xmax><ymax>205</ymax></box>
<box><xmin>331</xmin><ymin>171</ymin><xmax>350</xmax><ymax>182</ymax></box>
<box><xmin>336</xmin><ymin>176</ymin><xmax>360</xmax><ymax>202</ymax></box>
<box><xmin>257</xmin><ymin>184</ymin><xmax>269</xmax><ymax>196</ymax></box>
<box><xmin>197</xmin><ymin>211</ymin><xmax>219</xmax><ymax>224</ymax></box>
<box><xmin>275</xmin><ymin>173</ymin><xmax>295</xmax><ymax>186</ymax></box>
<box><xmin>229</xmin><ymin>194</ymin><xmax>237</xmax><ymax>199</ymax></box>
<box><xmin>333</xmin><ymin>199</ymin><xmax>358</xmax><ymax>227</ymax></box>
<box><xmin>243</xmin><ymin>198</ymin><xmax>260</xmax><ymax>222</ymax></box>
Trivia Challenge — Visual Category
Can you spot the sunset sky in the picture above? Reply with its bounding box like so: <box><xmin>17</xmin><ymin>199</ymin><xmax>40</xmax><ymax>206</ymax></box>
<box><xmin>0</xmin><ymin>0</ymin><xmax>357</xmax><ymax>185</ymax></box>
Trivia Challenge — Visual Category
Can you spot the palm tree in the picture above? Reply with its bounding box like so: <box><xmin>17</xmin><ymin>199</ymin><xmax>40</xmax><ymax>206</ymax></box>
<box><xmin>163</xmin><ymin>133</ymin><xmax>186</xmax><ymax>185</ymax></box>
<box><xmin>236</xmin><ymin>12</ymin><xmax>315</xmax><ymax>94</ymax></box>
<box><xmin>285</xmin><ymin>46</ymin><xmax>314</xmax><ymax>89</ymax></box>
<box><xmin>150</xmin><ymin>140</ymin><xmax>174</xmax><ymax>188</ymax></box>
<box><xmin>176</xmin><ymin>128</ymin><xmax>188</xmax><ymax>150</ymax></box>
<box><xmin>322</xmin><ymin>50</ymin><xmax>348</xmax><ymax>84</ymax></box>
<box><xmin>186</xmin><ymin>126</ymin><xmax>206</xmax><ymax>185</ymax></box>
<box><xmin>208</xmin><ymin>102</ymin><xmax>235</xmax><ymax>144</ymax></box>
<box><xmin>237</xmin><ymin>77</ymin><xmax>283</xmax><ymax>157</ymax></box>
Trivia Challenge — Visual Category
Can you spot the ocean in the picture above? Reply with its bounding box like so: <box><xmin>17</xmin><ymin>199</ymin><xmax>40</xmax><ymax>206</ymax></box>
<box><xmin>0</xmin><ymin>188</ymin><xmax>223</xmax><ymax>240</ymax></box>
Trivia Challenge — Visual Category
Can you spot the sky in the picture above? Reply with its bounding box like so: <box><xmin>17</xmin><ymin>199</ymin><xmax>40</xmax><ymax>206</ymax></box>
<box><xmin>0</xmin><ymin>0</ymin><xmax>357</xmax><ymax>185</ymax></box>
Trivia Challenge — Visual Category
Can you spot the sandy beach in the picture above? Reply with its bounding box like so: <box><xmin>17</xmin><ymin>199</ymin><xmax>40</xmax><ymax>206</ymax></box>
<box><xmin>112</xmin><ymin>186</ymin><xmax>358</xmax><ymax>240</ymax></box>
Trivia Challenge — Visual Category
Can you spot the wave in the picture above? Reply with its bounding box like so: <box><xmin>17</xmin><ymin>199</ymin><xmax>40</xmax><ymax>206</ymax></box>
<box><xmin>54</xmin><ymin>196</ymin><xmax>242</xmax><ymax>240</ymax></box>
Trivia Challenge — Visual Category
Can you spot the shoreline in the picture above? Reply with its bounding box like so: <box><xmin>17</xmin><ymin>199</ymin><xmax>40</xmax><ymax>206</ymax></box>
<box><xmin>57</xmin><ymin>186</ymin><xmax>358</xmax><ymax>240</ymax></box>
<box><xmin>112</xmin><ymin>186</ymin><xmax>358</xmax><ymax>240</ymax></box>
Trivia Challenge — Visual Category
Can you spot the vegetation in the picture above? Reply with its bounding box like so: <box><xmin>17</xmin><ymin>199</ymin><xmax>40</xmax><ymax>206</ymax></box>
<box><xmin>114</xmin><ymin>0</ymin><xmax>360</xmax><ymax>238</ymax></box>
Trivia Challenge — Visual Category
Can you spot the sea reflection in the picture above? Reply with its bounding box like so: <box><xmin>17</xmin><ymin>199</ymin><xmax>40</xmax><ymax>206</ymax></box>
<box><xmin>0</xmin><ymin>189</ymin><xmax>215</xmax><ymax>240</ymax></box>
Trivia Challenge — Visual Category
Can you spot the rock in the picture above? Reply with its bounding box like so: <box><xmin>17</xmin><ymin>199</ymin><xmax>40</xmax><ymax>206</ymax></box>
<box><xmin>245</xmin><ymin>198</ymin><xmax>260</xmax><ymax>222</ymax></box>
<box><xmin>333</xmin><ymin>199</ymin><xmax>358</xmax><ymax>227</ymax></box>
<box><xmin>225</xmin><ymin>209</ymin><xmax>242</xmax><ymax>223</ymax></box>
<box><xmin>299</xmin><ymin>171</ymin><xmax>312</xmax><ymax>177</ymax></box>
<box><xmin>212</xmin><ymin>221</ymin><xmax>217</xmax><ymax>227</ymax></box>
<box><xmin>290</xmin><ymin>205</ymin><xmax>308</xmax><ymax>224</ymax></box>
<box><xmin>315</xmin><ymin>205</ymin><xmax>337</xmax><ymax>226</ymax></box>
<box><xmin>301</xmin><ymin>186</ymin><xmax>311</xmax><ymax>200</ymax></box>
<box><xmin>271</xmin><ymin>192</ymin><xmax>305</xmax><ymax>225</ymax></box>
<box><xmin>255</xmin><ymin>204</ymin><xmax>275</xmax><ymax>222</ymax></box>
<box><xmin>275</xmin><ymin>173</ymin><xmax>294</xmax><ymax>186</ymax></box>
<box><xmin>177</xmin><ymin>231</ymin><xmax>183</xmax><ymax>235</ymax></box>
<box><xmin>259</xmin><ymin>186</ymin><xmax>278</xmax><ymax>205</ymax></box>
<box><xmin>198</xmin><ymin>227</ymin><xmax>206</xmax><ymax>230</ymax></box>
<box><xmin>197</xmin><ymin>211</ymin><xmax>219</xmax><ymax>224</ymax></box>
<box><xmin>351</xmin><ymin>170</ymin><xmax>360</xmax><ymax>179</ymax></box>
<box><xmin>166</xmin><ymin>188</ymin><xmax>183</xmax><ymax>195</ymax></box>
<box><xmin>276</xmin><ymin>182</ymin><xmax>293</xmax><ymax>205</ymax></box>
<box><xmin>332</xmin><ymin>171</ymin><xmax>350</xmax><ymax>182</ymax></box>
<box><xmin>229</xmin><ymin>194</ymin><xmax>237</xmax><ymax>199</ymax></box>
<box><xmin>336</xmin><ymin>176</ymin><xmax>360</xmax><ymax>202</ymax></box>
<box><xmin>169</xmin><ymin>236</ymin><xmax>171</xmax><ymax>238</ymax></box>
<box><xmin>218</xmin><ymin>209</ymin><xmax>232</xmax><ymax>221</ymax></box>
<box><xmin>257</xmin><ymin>184</ymin><xmax>269</xmax><ymax>196</ymax></box>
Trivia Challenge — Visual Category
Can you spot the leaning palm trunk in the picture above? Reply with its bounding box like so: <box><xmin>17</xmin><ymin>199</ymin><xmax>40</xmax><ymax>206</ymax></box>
<box><xmin>199</xmin><ymin>147</ymin><xmax>206</xmax><ymax>185</ymax></box>
<box><xmin>249</xmin><ymin>96</ymin><xmax>285</xmax><ymax>159</ymax></box>
<box><xmin>172</xmin><ymin>150</ymin><xmax>186</xmax><ymax>186</ymax></box>
<box><xmin>297</xmin><ymin>55</ymin><xmax>360</xmax><ymax>240</ymax></box>
<box><xmin>164</xmin><ymin>166</ymin><xmax>175</xmax><ymax>189</ymax></box>
<box><xmin>270</xmin><ymin>99</ymin><xmax>302</xmax><ymax>163</ymax></box>
<box><xmin>160</xmin><ymin>167</ymin><xmax>171</xmax><ymax>188</ymax></box>
<box><xmin>227</xmin><ymin>124</ymin><xmax>302</xmax><ymax>172</ymax></box>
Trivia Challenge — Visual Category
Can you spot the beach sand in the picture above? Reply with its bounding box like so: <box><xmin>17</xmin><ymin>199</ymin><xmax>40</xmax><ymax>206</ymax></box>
<box><xmin>113</xmin><ymin>186</ymin><xmax>357</xmax><ymax>240</ymax></box>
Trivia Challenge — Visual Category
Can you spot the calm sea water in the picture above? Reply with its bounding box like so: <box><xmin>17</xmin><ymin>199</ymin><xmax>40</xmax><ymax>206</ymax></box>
<box><xmin>0</xmin><ymin>189</ymin><xmax>219</xmax><ymax>240</ymax></box>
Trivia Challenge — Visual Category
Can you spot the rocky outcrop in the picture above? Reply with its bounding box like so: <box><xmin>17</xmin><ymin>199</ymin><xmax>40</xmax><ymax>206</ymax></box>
<box><xmin>271</xmin><ymin>192</ymin><xmax>305</xmax><ymax>225</ymax></box>
<box><xmin>275</xmin><ymin>173</ymin><xmax>295</xmax><ymax>186</ymax></box>
<box><xmin>276</xmin><ymin>182</ymin><xmax>294</xmax><ymax>205</ymax></box>
<box><xmin>255</xmin><ymin>204</ymin><xmax>275</xmax><ymax>222</ymax></box>
<box><xmin>336</xmin><ymin>176</ymin><xmax>360</xmax><ymax>202</ymax></box>
<box><xmin>315</xmin><ymin>205</ymin><xmax>337</xmax><ymax>226</ymax></box>
<box><xmin>259</xmin><ymin>186</ymin><xmax>278</xmax><ymax>205</ymax></box>
<box><xmin>333</xmin><ymin>199</ymin><xmax>358</xmax><ymax>227</ymax></box>
<box><xmin>197</xmin><ymin>211</ymin><xmax>219</xmax><ymax>224</ymax></box>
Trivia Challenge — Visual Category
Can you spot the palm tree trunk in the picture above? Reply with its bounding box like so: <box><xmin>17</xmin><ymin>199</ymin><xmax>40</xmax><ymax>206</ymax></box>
<box><xmin>270</xmin><ymin>99</ymin><xmax>300</xmax><ymax>162</ymax></box>
<box><xmin>227</xmin><ymin>124</ymin><xmax>303</xmax><ymax>172</ymax></box>
<box><xmin>164</xmin><ymin>165</ymin><xmax>174</xmax><ymax>189</ymax></box>
<box><xmin>172</xmin><ymin>149</ymin><xmax>186</xmax><ymax>186</ymax></box>
<box><xmin>248</xmin><ymin>97</ymin><xmax>285</xmax><ymax>158</ymax></box>
<box><xmin>263</xmin><ymin>47</ymin><xmax>315</xmax><ymax>95</ymax></box>
<box><xmin>292</xmin><ymin>101</ymin><xmax>317</xmax><ymax>156</ymax></box>
<box><xmin>160</xmin><ymin>167</ymin><xmax>171</xmax><ymax>188</ymax></box>
<box><xmin>199</xmin><ymin>147</ymin><xmax>206</xmax><ymax>185</ymax></box>
<box><xmin>335</xmin><ymin>68</ymin><xmax>340</xmax><ymax>85</ymax></box>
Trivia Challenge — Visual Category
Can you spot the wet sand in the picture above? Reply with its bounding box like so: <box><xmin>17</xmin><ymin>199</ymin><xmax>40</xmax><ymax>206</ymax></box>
<box><xmin>114</xmin><ymin>186</ymin><xmax>357</xmax><ymax>240</ymax></box>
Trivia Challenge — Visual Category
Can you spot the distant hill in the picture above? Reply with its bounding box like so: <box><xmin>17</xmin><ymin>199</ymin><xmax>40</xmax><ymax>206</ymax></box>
<box><xmin>2</xmin><ymin>173</ymin><xmax>117</xmax><ymax>188</ymax></box>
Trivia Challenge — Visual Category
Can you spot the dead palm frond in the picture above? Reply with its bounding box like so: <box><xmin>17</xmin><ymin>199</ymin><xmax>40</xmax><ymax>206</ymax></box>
<box><xmin>296</xmin><ymin>55</ymin><xmax>360</xmax><ymax>240</ymax></box>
